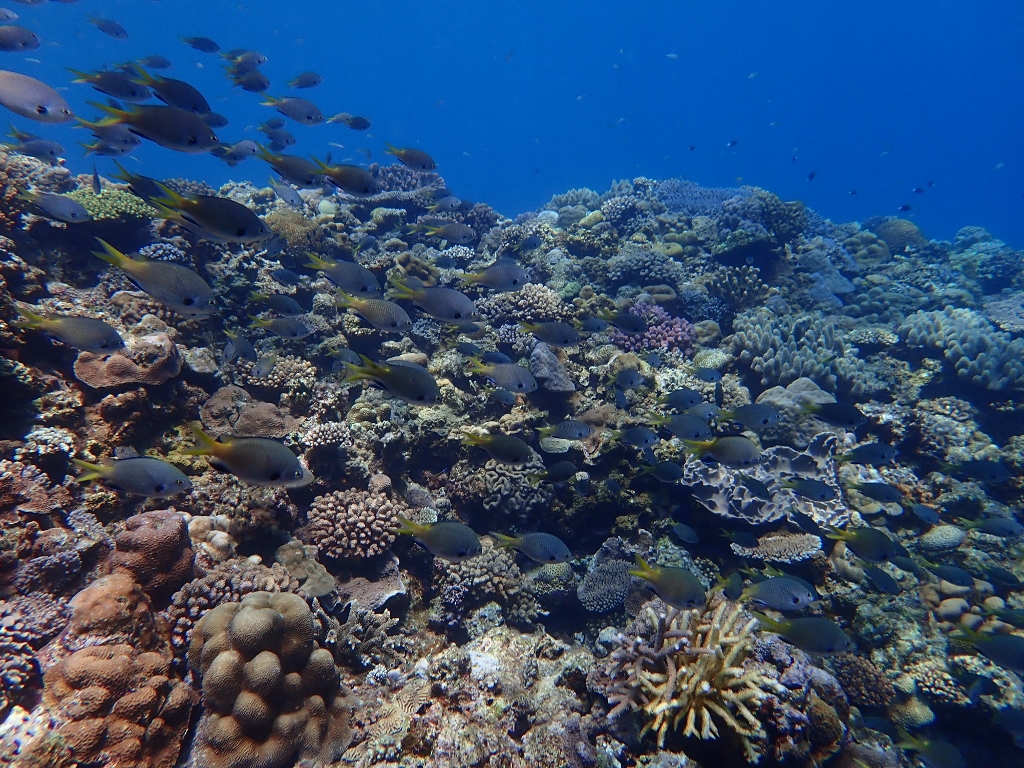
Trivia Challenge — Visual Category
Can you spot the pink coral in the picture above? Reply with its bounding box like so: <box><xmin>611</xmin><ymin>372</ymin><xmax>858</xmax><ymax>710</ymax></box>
<box><xmin>608</xmin><ymin>303</ymin><xmax>695</xmax><ymax>354</ymax></box>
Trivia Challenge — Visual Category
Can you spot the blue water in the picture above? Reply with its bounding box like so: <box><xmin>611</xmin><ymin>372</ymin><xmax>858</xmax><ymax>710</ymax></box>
<box><xmin>11</xmin><ymin>0</ymin><xmax>1024</xmax><ymax>244</ymax></box>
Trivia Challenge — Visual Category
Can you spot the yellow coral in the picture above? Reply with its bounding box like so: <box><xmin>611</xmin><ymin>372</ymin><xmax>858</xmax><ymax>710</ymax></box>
<box><xmin>602</xmin><ymin>597</ymin><xmax>784</xmax><ymax>761</ymax></box>
<box><xmin>64</xmin><ymin>188</ymin><xmax>157</xmax><ymax>221</ymax></box>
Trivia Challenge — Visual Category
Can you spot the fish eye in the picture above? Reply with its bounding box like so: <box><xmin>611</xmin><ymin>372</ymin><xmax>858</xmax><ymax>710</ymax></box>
<box><xmin>177</xmin><ymin>479</ymin><xmax>186</xmax><ymax>486</ymax></box>
<box><xmin>293</xmin><ymin>470</ymin><xmax>303</xmax><ymax>478</ymax></box>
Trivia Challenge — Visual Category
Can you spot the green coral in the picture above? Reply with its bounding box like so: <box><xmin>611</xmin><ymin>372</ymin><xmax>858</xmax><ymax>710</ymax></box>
<box><xmin>64</xmin><ymin>188</ymin><xmax>157</xmax><ymax>221</ymax></box>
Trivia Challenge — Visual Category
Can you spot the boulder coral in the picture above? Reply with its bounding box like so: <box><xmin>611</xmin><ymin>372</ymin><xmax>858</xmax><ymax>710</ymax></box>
<box><xmin>187</xmin><ymin>591</ymin><xmax>351</xmax><ymax>768</ymax></box>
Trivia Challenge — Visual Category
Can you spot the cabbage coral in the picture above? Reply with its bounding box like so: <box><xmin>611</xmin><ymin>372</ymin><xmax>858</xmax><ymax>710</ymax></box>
<box><xmin>598</xmin><ymin>597</ymin><xmax>784</xmax><ymax>762</ymax></box>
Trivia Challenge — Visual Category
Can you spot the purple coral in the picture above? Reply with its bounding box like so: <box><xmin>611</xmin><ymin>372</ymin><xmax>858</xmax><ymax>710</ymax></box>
<box><xmin>608</xmin><ymin>303</ymin><xmax>695</xmax><ymax>354</ymax></box>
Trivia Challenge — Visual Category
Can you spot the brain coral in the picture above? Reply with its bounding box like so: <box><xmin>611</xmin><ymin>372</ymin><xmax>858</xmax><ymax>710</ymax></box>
<box><xmin>109</xmin><ymin>510</ymin><xmax>194</xmax><ymax>606</ymax></box>
<box><xmin>187</xmin><ymin>591</ymin><xmax>351</xmax><ymax>768</ymax></box>
<box><xmin>73</xmin><ymin>333</ymin><xmax>182</xmax><ymax>389</ymax></box>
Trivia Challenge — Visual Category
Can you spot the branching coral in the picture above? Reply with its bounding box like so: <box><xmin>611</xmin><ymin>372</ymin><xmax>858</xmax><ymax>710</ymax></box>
<box><xmin>595</xmin><ymin>598</ymin><xmax>784</xmax><ymax>760</ymax></box>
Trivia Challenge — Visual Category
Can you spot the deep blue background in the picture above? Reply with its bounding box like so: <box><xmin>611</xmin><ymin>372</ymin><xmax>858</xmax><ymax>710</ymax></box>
<box><xmin>8</xmin><ymin>0</ymin><xmax>1024</xmax><ymax>245</ymax></box>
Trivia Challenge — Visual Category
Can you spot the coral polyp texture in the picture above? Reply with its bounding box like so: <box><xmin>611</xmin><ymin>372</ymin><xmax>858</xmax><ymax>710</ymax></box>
<box><xmin>186</xmin><ymin>591</ymin><xmax>351</xmax><ymax>768</ymax></box>
<box><xmin>593</xmin><ymin>598</ymin><xmax>784</xmax><ymax>760</ymax></box>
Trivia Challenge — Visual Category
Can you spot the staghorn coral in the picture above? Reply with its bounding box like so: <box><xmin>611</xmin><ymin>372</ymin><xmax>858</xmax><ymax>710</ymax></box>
<box><xmin>187</xmin><ymin>591</ymin><xmax>351</xmax><ymax>768</ymax></box>
<box><xmin>73</xmin><ymin>333</ymin><xmax>182</xmax><ymax>389</ymax></box>
<box><xmin>593</xmin><ymin>597</ymin><xmax>785</xmax><ymax>760</ymax></box>
<box><xmin>898</xmin><ymin>306</ymin><xmax>1024</xmax><ymax>390</ymax></box>
<box><xmin>300</xmin><ymin>486</ymin><xmax>409</xmax><ymax>560</ymax></box>
<box><xmin>109</xmin><ymin>510</ymin><xmax>194</xmax><ymax>606</ymax></box>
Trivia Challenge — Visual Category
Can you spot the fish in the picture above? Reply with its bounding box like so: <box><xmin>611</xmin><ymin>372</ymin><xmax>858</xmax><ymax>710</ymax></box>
<box><xmin>131</xmin><ymin>68</ymin><xmax>210</xmax><ymax>114</ymax></box>
<box><xmin>342</xmin><ymin>355</ymin><xmax>439</xmax><ymax>405</ymax></box>
<box><xmin>212</xmin><ymin>139</ymin><xmax>260</xmax><ymax>167</ymax></box>
<box><xmin>109</xmin><ymin>160</ymin><xmax>164</xmax><ymax>202</ymax></box>
<box><xmin>384</xmin><ymin>143</ymin><xmax>437</xmax><ymax>171</ymax></box>
<box><xmin>136</xmin><ymin>55</ymin><xmax>172</xmax><ymax>70</ymax></box>
<box><xmin>4</xmin><ymin>136</ymin><xmax>63</xmax><ymax>165</ymax></box>
<box><xmin>638</xmin><ymin>461</ymin><xmax>683</xmax><ymax>483</ymax></box>
<box><xmin>428</xmin><ymin>195</ymin><xmax>462</xmax><ymax>212</ymax></box>
<box><xmin>658</xmin><ymin>388</ymin><xmax>704</xmax><ymax>410</ymax></box>
<box><xmin>908</xmin><ymin>503</ymin><xmax>941</xmax><ymax>525</ymax></box>
<box><xmin>671</xmin><ymin>522</ymin><xmax>698</xmax><ymax>544</ymax></box>
<box><xmin>722</xmin><ymin>530</ymin><xmax>759</xmax><ymax>548</ymax></box>
<box><xmin>224</xmin><ymin>49</ymin><xmax>267</xmax><ymax>74</ymax></box>
<box><xmin>492</xmin><ymin>532</ymin><xmax>571</xmax><ymax>563</ymax></box>
<box><xmin>250</xmin><ymin>293</ymin><xmax>304</xmax><ymax>316</ymax></box>
<box><xmin>81</xmin><ymin>139</ymin><xmax>135</xmax><ymax>157</ymax></box>
<box><xmin>481</xmin><ymin>351</ymin><xmax>511</xmax><ymax>364</ymax></box>
<box><xmin>393</xmin><ymin>515</ymin><xmax>481</xmax><ymax>562</ymax></box>
<box><xmin>253</xmin><ymin>353</ymin><xmax>277</xmax><ymax>378</ymax></box>
<box><xmin>305</xmin><ymin>253</ymin><xmax>380</xmax><ymax>295</ymax></box>
<box><xmin>327</xmin><ymin>112</ymin><xmax>371</xmax><ymax>130</ymax></box>
<box><xmin>807</xmin><ymin>171</ymin><xmax>816</xmax><ymax>181</ymax></box>
<box><xmin>0</xmin><ymin>24</ymin><xmax>38</xmax><ymax>51</ymax></box>
<box><xmin>182</xmin><ymin>35</ymin><xmax>219</xmax><ymax>52</ymax></box>
<box><xmin>609</xmin><ymin>426</ymin><xmax>660</xmax><ymax>449</ymax></box>
<box><xmin>80</xmin><ymin>121</ymin><xmax>142</xmax><ymax>151</ymax></box>
<box><xmin>537</xmin><ymin>420</ymin><xmax>594</xmax><ymax>441</ymax></box>
<box><xmin>789</xmin><ymin>510</ymin><xmax>824</xmax><ymax>537</ymax></box>
<box><xmin>468</xmin><ymin>359</ymin><xmax>537</xmax><ymax>393</ymax></box>
<box><xmin>487</xmin><ymin>387</ymin><xmax>517</xmax><ymax>406</ymax></box>
<box><xmin>519</xmin><ymin>321</ymin><xmax>579</xmax><ymax>347</ymax></box>
<box><xmin>287</xmin><ymin>71</ymin><xmax>322</xmax><ymax>89</ymax></box>
<box><xmin>983</xmin><ymin>606</ymin><xmax>1024</xmax><ymax>628</ymax></box>
<box><xmin>825</xmin><ymin>526</ymin><xmax>898</xmax><ymax>564</ymax></box>
<box><xmin>983</xmin><ymin>566</ymin><xmax>1023</xmax><ymax>590</ymax></box>
<box><xmin>579</xmin><ymin>317</ymin><xmax>609</xmax><ymax>333</ymax></box>
<box><xmin>958</xmin><ymin>629</ymin><xmax>1024</xmax><ymax>675</ymax></box>
<box><xmin>862</xmin><ymin>564</ymin><xmax>902</xmax><ymax>594</ymax></box>
<box><xmin>256</xmin><ymin>147</ymin><xmax>322</xmax><ymax>187</ymax></box>
<box><xmin>456</xmin><ymin>341</ymin><xmax>481</xmax><ymax>356</ymax></box>
<box><xmin>185</xmin><ymin>421</ymin><xmax>313</xmax><ymax>487</ymax></box>
<box><xmin>153</xmin><ymin>187</ymin><xmax>271</xmax><ymax>243</ymax></box>
<box><xmin>782</xmin><ymin>478</ymin><xmax>837</xmax><ymax>502</ymax></box>
<box><xmin>313</xmin><ymin>158</ymin><xmax>377</xmax><ymax>195</ymax></box>
<box><xmin>89</xmin><ymin>16</ymin><xmax>128</xmax><ymax>39</ymax></box>
<box><xmin>614</xmin><ymin>369</ymin><xmax>645</xmax><ymax>390</ymax></box>
<box><xmin>0</xmin><ymin>70</ymin><xmax>73</xmax><ymax>122</ymax></box>
<box><xmin>993</xmin><ymin>708</ymin><xmax>1024</xmax><ymax>748</ymax></box>
<box><xmin>752</xmin><ymin>613</ymin><xmax>853</xmax><ymax>654</ymax></box>
<box><xmin>629</xmin><ymin>554</ymin><xmax>706</xmax><ymax>609</ymax></box>
<box><xmin>93</xmin><ymin>239</ymin><xmax>216</xmax><ymax>318</ymax></box>
<box><xmin>415</xmin><ymin>222</ymin><xmax>477</xmax><ymax>245</ymax></box>
<box><xmin>964</xmin><ymin>517</ymin><xmax>1024</xmax><ymax>538</ymax></box>
<box><xmin>0</xmin><ymin>9</ymin><xmax>18</xmax><ymax>21</ymax></box>
<box><xmin>898</xmin><ymin>204</ymin><xmax>912</xmax><ymax>212</ymax></box>
<box><xmin>261</xmin><ymin>117</ymin><xmax>286</xmax><ymax>131</ymax></box>
<box><xmin>601</xmin><ymin>309</ymin><xmax>646</xmax><ymax>334</ymax></box>
<box><xmin>231</xmin><ymin>69</ymin><xmax>271</xmax><ymax>93</ymax></box>
<box><xmin>896</xmin><ymin>732</ymin><xmax>965</xmax><ymax>768</ymax></box>
<box><xmin>91</xmin><ymin>163</ymin><xmax>101</xmax><ymax>195</ymax></box>
<box><xmin>15</xmin><ymin>306</ymin><xmax>123</xmax><ymax>352</ymax></box>
<box><xmin>742</xmin><ymin>577</ymin><xmax>817</xmax><ymax>611</ymax></box>
<box><xmin>650</xmin><ymin>413</ymin><xmax>713</xmax><ymax>441</ymax></box>
<box><xmin>836</xmin><ymin>443</ymin><xmax>899</xmax><ymax>465</ymax></box>
<box><xmin>335</xmin><ymin>292</ymin><xmax>412</xmax><ymax>332</ymax></box>
<box><xmin>647</xmin><ymin>353</ymin><xmax>662</xmax><ymax>369</ymax></box>
<box><xmin>463</xmin><ymin>432</ymin><xmax>533</xmax><ymax>464</ymax></box>
<box><xmin>686</xmin><ymin>403</ymin><xmax>722</xmax><ymax>423</ymax></box>
<box><xmin>266</xmin><ymin>176</ymin><xmax>305</xmax><ymax>206</ymax></box>
<box><xmin>686</xmin><ymin>366</ymin><xmax>723</xmax><ymax>383</ymax></box>
<box><xmin>90</xmin><ymin>102</ymin><xmax>218</xmax><ymax>153</ymax></box>
<box><xmin>527</xmin><ymin>460</ymin><xmax>577</xmax><ymax>485</ymax></box>
<box><xmin>800</xmin><ymin>401</ymin><xmax>867</xmax><ymax>428</ymax></box>
<box><xmin>683</xmin><ymin>436</ymin><xmax>761</xmax><ymax>468</ymax></box>
<box><xmin>510</xmin><ymin>233</ymin><xmax>542</xmax><ymax>253</ymax></box>
<box><xmin>249</xmin><ymin>316</ymin><xmax>312</xmax><ymax>340</ymax></box>
<box><xmin>223</xmin><ymin>330</ymin><xmax>256</xmax><ymax>363</ymax></box>
<box><xmin>719</xmin><ymin>403</ymin><xmax>780</xmax><ymax>429</ymax></box>
<box><xmin>73</xmin><ymin>456</ymin><xmax>191</xmax><ymax>497</ymax></box>
<box><xmin>17</xmin><ymin>191</ymin><xmax>89</xmax><ymax>223</ymax></box>
<box><xmin>258</xmin><ymin>122</ymin><xmax>294</xmax><ymax>144</ymax></box>
<box><xmin>261</xmin><ymin>94</ymin><xmax>324</xmax><ymax>125</ymax></box>
<box><xmin>848</xmin><ymin>482</ymin><xmax>903</xmax><ymax>504</ymax></box>
<box><xmin>944</xmin><ymin>459</ymin><xmax>1012</xmax><ymax>484</ymax></box>
<box><xmin>717</xmin><ymin>571</ymin><xmax>744</xmax><ymax>600</ymax></box>
<box><xmin>738</xmin><ymin>473</ymin><xmax>771</xmax><ymax>498</ymax></box>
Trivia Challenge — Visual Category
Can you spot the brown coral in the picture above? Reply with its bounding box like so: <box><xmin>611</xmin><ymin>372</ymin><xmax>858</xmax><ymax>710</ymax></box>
<box><xmin>109</xmin><ymin>511</ymin><xmax>194</xmax><ymax>606</ymax></box>
<box><xmin>199</xmin><ymin>385</ymin><xmax>296</xmax><ymax>438</ymax></box>
<box><xmin>871</xmin><ymin>217</ymin><xmax>927</xmax><ymax>254</ymax></box>
<box><xmin>300</xmin><ymin>487</ymin><xmax>408</xmax><ymax>560</ymax></box>
<box><xmin>73</xmin><ymin>333</ymin><xmax>182</xmax><ymax>389</ymax></box>
<box><xmin>187</xmin><ymin>591</ymin><xmax>351</xmax><ymax>768</ymax></box>
<box><xmin>829</xmin><ymin>653</ymin><xmax>894</xmax><ymax>710</ymax></box>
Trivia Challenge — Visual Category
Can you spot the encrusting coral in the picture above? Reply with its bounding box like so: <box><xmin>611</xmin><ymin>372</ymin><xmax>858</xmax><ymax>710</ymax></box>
<box><xmin>592</xmin><ymin>596</ymin><xmax>785</xmax><ymax>761</ymax></box>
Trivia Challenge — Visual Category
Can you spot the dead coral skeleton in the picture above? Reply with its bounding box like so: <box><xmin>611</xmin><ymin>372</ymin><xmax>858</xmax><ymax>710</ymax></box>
<box><xmin>599</xmin><ymin>597</ymin><xmax>784</xmax><ymax>761</ymax></box>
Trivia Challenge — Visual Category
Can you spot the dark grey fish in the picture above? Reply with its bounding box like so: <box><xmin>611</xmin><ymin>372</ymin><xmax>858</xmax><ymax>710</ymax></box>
<box><xmin>784</xmin><ymin>478</ymin><xmax>837</xmax><ymax>502</ymax></box>
<box><xmin>251</xmin><ymin>293</ymin><xmax>304</xmax><ymax>316</ymax></box>
<box><xmin>641</xmin><ymin>461</ymin><xmax>683</xmax><ymax>483</ymax></box>
<box><xmin>469</xmin><ymin>359</ymin><xmax>537</xmax><ymax>393</ymax></box>
<box><xmin>742</xmin><ymin>577</ymin><xmax>817</xmax><ymax>611</ymax></box>
<box><xmin>89</xmin><ymin>16</ymin><xmax>128</xmax><ymax>39</ymax></box>
<box><xmin>658</xmin><ymin>388</ymin><xmax>703</xmax><ymax>410</ymax></box>
<box><xmin>487</xmin><ymin>387</ymin><xmax>516</xmax><ymax>405</ymax></box>
<box><xmin>137</xmin><ymin>54</ymin><xmax>171</xmax><ymax>69</ymax></box>
<box><xmin>250</xmin><ymin>316</ymin><xmax>312</xmax><ymax>340</ymax></box>
<box><xmin>862</xmin><ymin>564</ymin><xmax>901</xmax><ymax>594</ymax></box>
<box><xmin>287</xmin><ymin>71</ymin><xmax>321</xmax><ymax>89</ymax></box>
<box><xmin>614</xmin><ymin>368</ymin><xmax>645</xmax><ymax>390</ymax></box>
<box><xmin>270</xmin><ymin>177</ymin><xmax>303</xmax><ymax>207</ymax></box>
<box><xmin>15</xmin><ymin>307</ymin><xmax>123</xmax><ymax>352</ymax></box>
<box><xmin>481</xmin><ymin>351</ymin><xmax>511</xmax><ymax>364</ymax></box>
<box><xmin>493</xmin><ymin>531</ymin><xmax>571</xmax><ymax>563</ymax></box>
<box><xmin>270</xmin><ymin>268</ymin><xmax>301</xmax><ymax>286</ymax></box>
<box><xmin>232</xmin><ymin>69</ymin><xmax>270</xmax><ymax>93</ymax></box>
<box><xmin>182</xmin><ymin>36</ymin><xmax>219</xmax><ymax>53</ymax></box>
<box><xmin>0</xmin><ymin>70</ymin><xmax>73</xmax><ymax>123</ymax></box>
<box><xmin>73</xmin><ymin>456</ymin><xmax>191</xmax><ymax>497</ymax></box>
<box><xmin>538</xmin><ymin>419</ymin><xmax>593</xmax><ymax>441</ymax></box>
<box><xmin>262</xmin><ymin>94</ymin><xmax>323</xmax><ymax>125</ymax></box>
<box><xmin>223</xmin><ymin>331</ymin><xmax>256</xmax><ymax>363</ymax></box>
<box><xmin>652</xmin><ymin>413</ymin><xmax>712</xmax><ymax>441</ymax></box>
<box><xmin>18</xmin><ymin>191</ymin><xmax>89</xmax><ymax>222</ymax></box>
<box><xmin>671</xmin><ymin>522</ymin><xmax>698</xmax><ymax>544</ymax></box>
<box><xmin>688</xmin><ymin>366</ymin><xmax>722</xmax><ymax>383</ymax></box>
<box><xmin>529</xmin><ymin>460</ymin><xmax>577</xmax><ymax>484</ymax></box>
<box><xmin>611</xmin><ymin>426</ymin><xmax>660</xmax><ymax>449</ymax></box>
<box><xmin>0</xmin><ymin>24</ymin><xmax>38</xmax><ymax>51</ymax></box>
